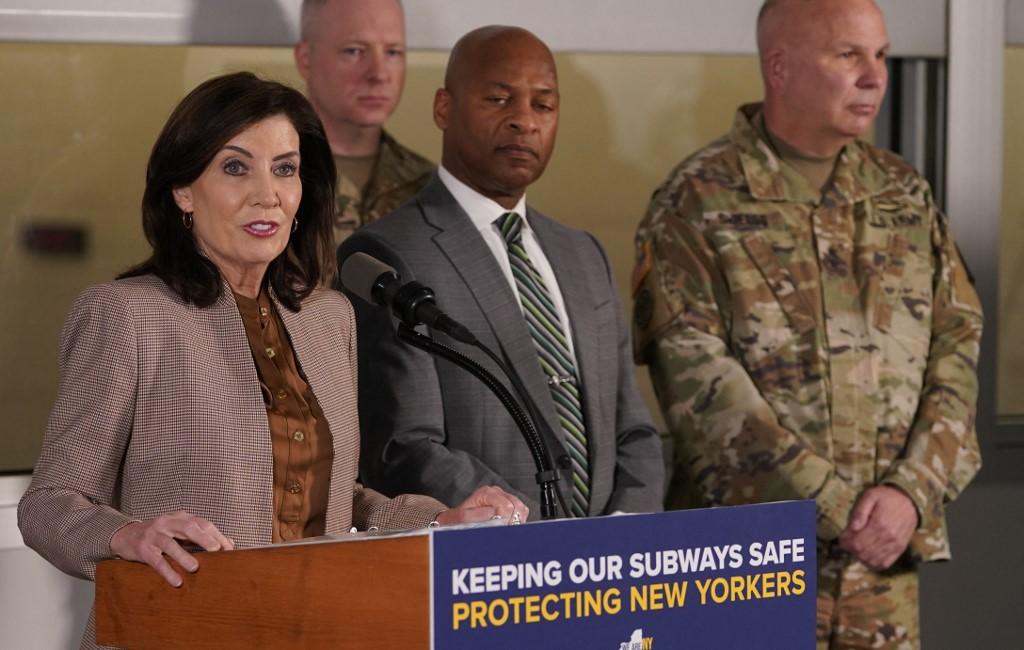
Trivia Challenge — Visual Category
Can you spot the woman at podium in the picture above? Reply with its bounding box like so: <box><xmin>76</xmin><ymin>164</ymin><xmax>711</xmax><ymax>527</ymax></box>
<box><xmin>17</xmin><ymin>72</ymin><xmax>526</xmax><ymax>649</ymax></box>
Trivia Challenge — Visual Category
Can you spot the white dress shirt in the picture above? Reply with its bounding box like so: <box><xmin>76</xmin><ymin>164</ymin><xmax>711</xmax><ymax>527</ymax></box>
<box><xmin>438</xmin><ymin>165</ymin><xmax>577</xmax><ymax>361</ymax></box>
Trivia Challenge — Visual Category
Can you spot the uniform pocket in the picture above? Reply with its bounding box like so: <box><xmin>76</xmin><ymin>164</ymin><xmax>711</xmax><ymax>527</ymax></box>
<box><xmin>742</xmin><ymin>234</ymin><xmax>816</xmax><ymax>335</ymax></box>
<box><xmin>713</xmin><ymin>228</ymin><xmax>829</xmax><ymax>450</ymax></box>
<box><xmin>715</xmin><ymin>226</ymin><xmax>817</xmax><ymax>366</ymax></box>
<box><xmin>871</xmin><ymin>232</ymin><xmax>933</xmax><ymax>363</ymax></box>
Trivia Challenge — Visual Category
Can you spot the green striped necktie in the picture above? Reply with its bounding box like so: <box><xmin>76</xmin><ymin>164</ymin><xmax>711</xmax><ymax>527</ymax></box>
<box><xmin>495</xmin><ymin>211</ymin><xmax>590</xmax><ymax>517</ymax></box>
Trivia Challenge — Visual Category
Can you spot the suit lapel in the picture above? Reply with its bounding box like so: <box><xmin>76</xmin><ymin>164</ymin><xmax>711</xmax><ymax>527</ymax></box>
<box><xmin>276</xmin><ymin>294</ymin><xmax>350</xmax><ymax>531</ymax></box>
<box><xmin>419</xmin><ymin>180</ymin><xmax>569</xmax><ymax>466</ymax></box>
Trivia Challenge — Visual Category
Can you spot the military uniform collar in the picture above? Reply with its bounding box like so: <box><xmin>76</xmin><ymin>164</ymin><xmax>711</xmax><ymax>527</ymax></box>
<box><xmin>731</xmin><ymin>102</ymin><xmax>895</xmax><ymax>207</ymax></box>
<box><xmin>371</xmin><ymin>130</ymin><xmax>423</xmax><ymax>194</ymax></box>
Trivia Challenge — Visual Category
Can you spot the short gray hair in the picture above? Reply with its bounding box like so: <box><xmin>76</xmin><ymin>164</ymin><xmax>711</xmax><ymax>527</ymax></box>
<box><xmin>299</xmin><ymin>0</ymin><xmax>328</xmax><ymax>42</ymax></box>
<box><xmin>299</xmin><ymin>0</ymin><xmax>404</xmax><ymax>42</ymax></box>
<box><xmin>755</xmin><ymin>0</ymin><xmax>786</xmax><ymax>53</ymax></box>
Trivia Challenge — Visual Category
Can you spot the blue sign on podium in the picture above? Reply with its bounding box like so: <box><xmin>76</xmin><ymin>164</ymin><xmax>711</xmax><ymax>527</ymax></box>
<box><xmin>431</xmin><ymin>500</ymin><xmax>816</xmax><ymax>649</ymax></box>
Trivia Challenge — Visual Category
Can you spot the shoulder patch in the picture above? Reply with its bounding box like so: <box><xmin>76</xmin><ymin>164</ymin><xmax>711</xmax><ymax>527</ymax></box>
<box><xmin>631</xmin><ymin>240</ymin><xmax>654</xmax><ymax>296</ymax></box>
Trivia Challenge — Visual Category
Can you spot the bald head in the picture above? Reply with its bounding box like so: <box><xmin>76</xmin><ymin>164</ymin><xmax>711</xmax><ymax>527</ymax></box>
<box><xmin>757</xmin><ymin>0</ymin><xmax>887</xmax><ymax>74</ymax></box>
<box><xmin>756</xmin><ymin>0</ymin><xmax>796</xmax><ymax>56</ymax></box>
<box><xmin>758</xmin><ymin>0</ymin><xmax>885</xmax><ymax>57</ymax></box>
<box><xmin>757</xmin><ymin>0</ymin><xmax>889</xmax><ymax>157</ymax></box>
<box><xmin>434</xmin><ymin>26</ymin><xmax>559</xmax><ymax>208</ymax></box>
<box><xmin>444</xmin><ymin>26</ymin><xmax>555</xmax><ymax>93</ymax></box>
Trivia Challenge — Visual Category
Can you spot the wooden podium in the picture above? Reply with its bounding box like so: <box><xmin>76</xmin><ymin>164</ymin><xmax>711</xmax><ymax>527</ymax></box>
<box><xmin>96</xmin><ymin>503</ymin><xmax>817</xmax><ymax>649</ymax></box>
<box><xmin>95</xmin><ymin>534</ymin><xmax>432</xmax><ymax>649</ymax></box>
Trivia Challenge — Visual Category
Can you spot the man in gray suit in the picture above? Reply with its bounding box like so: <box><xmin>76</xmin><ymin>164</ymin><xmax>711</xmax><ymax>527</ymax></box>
<box><xmin>337</xmin><ymin>26</ymin><xmax>663</xmax><ymax>519</ymax></box>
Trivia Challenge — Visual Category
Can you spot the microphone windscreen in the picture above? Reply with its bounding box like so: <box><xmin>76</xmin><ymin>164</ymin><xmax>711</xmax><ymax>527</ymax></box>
<box><xmin>339</xmin><ymin>252</ymin><xmax>397</xmax><ymax>306</ymax></box>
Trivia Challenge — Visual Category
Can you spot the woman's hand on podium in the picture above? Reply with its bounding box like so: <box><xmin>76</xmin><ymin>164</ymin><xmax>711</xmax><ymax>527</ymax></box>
<box><xmin>434</xmin><ymin>486</ymin><xmax>529</xmax><ymax>526</ymax></box>
<box><xmin>109</xmin><ymin>511</ymin><xmax>235</xmax><ymax>587</ymax></box>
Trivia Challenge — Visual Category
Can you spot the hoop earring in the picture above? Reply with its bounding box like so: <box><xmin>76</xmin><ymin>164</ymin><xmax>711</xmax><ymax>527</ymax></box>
<box><xmin>291</xmin><ymin>217</ymin><xmax>299</xmax><ymax>233</ymax></box>
<box><xmin>181</xmin><ymin>211</ymin><xmax>193</xmax><ymax>230</ymax></box>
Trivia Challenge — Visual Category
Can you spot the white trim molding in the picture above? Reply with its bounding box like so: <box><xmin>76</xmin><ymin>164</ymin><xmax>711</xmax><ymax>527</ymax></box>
<box><xmin>0</xmin><ymin>475</ymin><xmax>30</xmax><ymax>551</ymax></box>
<box><xmin>945</xmin><ymin>1</ymin><xmax>1024</xmax><ymax>464</ymax></box>
<box><xmin>0</xmin><ymin>0</ymin><xmax>946</xmax><ymax>56</ymax></box>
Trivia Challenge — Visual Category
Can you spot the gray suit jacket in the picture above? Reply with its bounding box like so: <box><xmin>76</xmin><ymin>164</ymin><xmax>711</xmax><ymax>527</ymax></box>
<box><xmin>338</xmin><ymin>176</ymin><xmax>663</xmax><ymax>518</ymax></box>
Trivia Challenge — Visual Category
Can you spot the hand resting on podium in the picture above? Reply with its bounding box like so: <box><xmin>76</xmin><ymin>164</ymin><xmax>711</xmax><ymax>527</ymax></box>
<box><xmin>108</xmin><ymin>485</ymin><xmax>527</xmax><ymax>587</ymax></box>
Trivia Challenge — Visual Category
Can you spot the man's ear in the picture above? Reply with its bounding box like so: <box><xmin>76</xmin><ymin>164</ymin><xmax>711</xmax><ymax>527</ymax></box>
<box><xmin>433</xmin><ymin>88</ymin><xmax>451</xmax><ymax>130</ymax></box>
<box><xmin>764</xmin><ymin>48</ymin><xmax>787</xmax><ymax>91</ymax></box>
<box><xmin>294</xmin><ymin>41</ymin><xmax>311</xmax><ymax>82</ymax></box>
<box><xmin>172</xmin><ymin>187</ymin><xmax>194</xmax><ymax>213</ymax></box>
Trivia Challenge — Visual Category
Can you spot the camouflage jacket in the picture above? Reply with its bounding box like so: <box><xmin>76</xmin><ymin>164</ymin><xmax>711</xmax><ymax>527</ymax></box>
<box><xmin>633</xmin><ymin>104</ymin><xmax>983</xmax><ymax>562</ymax></box>
<box><xmin>334</xmin><ymin>130</ymin><xmax>434</xmax><ymax>241</ymax></box>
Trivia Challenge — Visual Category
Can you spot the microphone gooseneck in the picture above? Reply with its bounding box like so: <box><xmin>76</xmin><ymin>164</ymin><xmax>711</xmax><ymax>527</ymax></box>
<box><xmin>395</xmin><ymin>324</ymin><xmax>565</xmax><ymax>520</ymax></box>
<box><xmin>338</xmin><ymin>251</ymin><xmax>568</xmax><ymax>519</ymax></box>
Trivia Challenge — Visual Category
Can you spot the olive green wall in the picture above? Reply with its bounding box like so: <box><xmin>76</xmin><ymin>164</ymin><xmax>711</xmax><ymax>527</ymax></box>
<box><xmin>0</xmin><ymin>43</ymin><xmax>764</xmax><ymax>471</ymax></box>
<box><xmin>8</xmin><ymin>41</ymin><xmax>1015</xmax><ymax>472</ymax></box>
<box><xmin>998</xmin><ymin>48</ymin><xmax>1024</xmax><ymax>418</ymax></box>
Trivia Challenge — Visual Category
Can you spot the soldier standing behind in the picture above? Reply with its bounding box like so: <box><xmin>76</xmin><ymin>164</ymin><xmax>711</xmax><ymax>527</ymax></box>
<box><xmin>632</xmin><ymin>1</ymin><xmax>983</xmax><ymax>648</ymax></box>
<box><xmin>294</xmin><ymin>0</ymin><xmax>433</xmax><ymax>240</ymax></box>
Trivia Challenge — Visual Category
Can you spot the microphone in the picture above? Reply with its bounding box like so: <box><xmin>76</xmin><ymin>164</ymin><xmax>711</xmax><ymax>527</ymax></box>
<box><xmin>339</xmin><ymin>252</ymin><xmax>477</xmax><ymax>344</ymax></box>
<box><xmin>340</xmin><ymin>251</ymin><xmax>568</xmax><ymax>518</ymax></box>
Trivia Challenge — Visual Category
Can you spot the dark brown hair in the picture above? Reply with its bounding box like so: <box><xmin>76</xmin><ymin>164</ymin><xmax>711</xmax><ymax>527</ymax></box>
<box><xmin>120</xmin><ymin>71</ymin><xmax>336</xmax><ymax>310</ymax></box>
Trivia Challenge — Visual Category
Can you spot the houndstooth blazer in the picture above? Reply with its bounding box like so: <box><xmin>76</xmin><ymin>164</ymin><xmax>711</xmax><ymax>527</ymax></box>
<box><xmin>18</xmin><ymin>274</ymin><xmax>444</xmax><ymax>583</ymax></box>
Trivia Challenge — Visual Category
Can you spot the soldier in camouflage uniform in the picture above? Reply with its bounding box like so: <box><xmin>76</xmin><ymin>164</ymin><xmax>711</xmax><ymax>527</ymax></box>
<box><xmin>632</xmin><ymin>1</ymin><xmax>983</xmax><ymax>648</ymax></box>
<box><xmin>295</xmin><ymin>0</ymin><xmax>434</xmax><ymax>245</ymax></box>
<box><xmin>331</xmin><ymin>130</ymin><xmax>433</xmax><ymax>236</ymax></box>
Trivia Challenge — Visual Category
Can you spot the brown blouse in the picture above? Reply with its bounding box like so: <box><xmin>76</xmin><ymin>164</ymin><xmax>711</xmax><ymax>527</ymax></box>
<box><xmin>235</xmin><ymin>290</ymin><xmax>333</xmax><ymax>542</ymax></box>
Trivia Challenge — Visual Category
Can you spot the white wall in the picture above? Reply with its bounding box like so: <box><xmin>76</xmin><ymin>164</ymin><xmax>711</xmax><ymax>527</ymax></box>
<box><xmin>0</xmin><ymin>475</ymin><xmax>93</xmax><ymax>649</ymax></box>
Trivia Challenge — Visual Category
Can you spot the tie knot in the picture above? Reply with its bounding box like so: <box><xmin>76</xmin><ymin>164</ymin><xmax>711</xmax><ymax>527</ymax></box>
<box><xmin>495</xmin><ymin>211</ymin><xmax>523</xmax><ymax>246</ymax></box>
